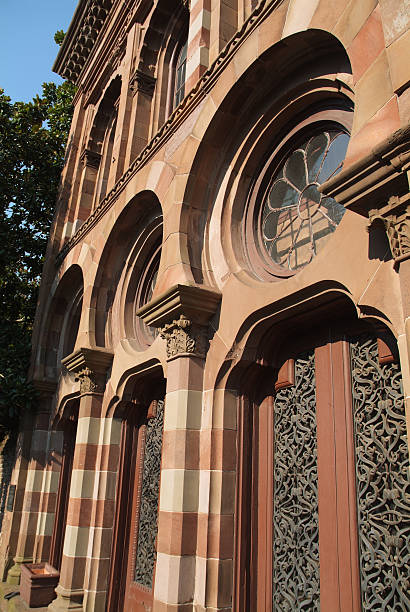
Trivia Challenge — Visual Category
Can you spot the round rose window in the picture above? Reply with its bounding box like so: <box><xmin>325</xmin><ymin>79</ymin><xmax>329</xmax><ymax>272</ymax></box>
<box><xmin>259</xmin><ymin>128</ymin><xmax>349</xmax><ymax>271</ymax></box>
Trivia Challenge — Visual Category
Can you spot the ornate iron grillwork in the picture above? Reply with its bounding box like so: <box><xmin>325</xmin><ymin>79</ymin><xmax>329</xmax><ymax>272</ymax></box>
<box><xmin>273</xmin><ymin>351</ymin><xmax>320</xmax><ymax>610</ymax></box>
<box><xmin>350</xmin><ymin>336</ymin><xmax>410</xmax><ymax>610</ymax></box>
<box><xmin>134</xmin><ymin>399</ymin><xmax>164</xmax><ymax>589</ymax></box>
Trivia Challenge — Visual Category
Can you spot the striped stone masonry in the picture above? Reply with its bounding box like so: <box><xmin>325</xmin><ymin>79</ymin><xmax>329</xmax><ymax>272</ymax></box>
<box><xmin>48</xmin><ymin>348</ymin><xmax>113</xmax><ymax>611</ymax></box>
<box><xmin>6</xmin><ymin>382</ymin><xmax>57</xmax><ymax>585</ymax></box>
<box><xmin>186</xmin><ymin>0</ymin><xmax>211</xmax><ymax>92</ymax></box>
<box><xmin>137</xmin><ymin>283</ymin><xmax>221</xmax><ymax>609</ymax></box>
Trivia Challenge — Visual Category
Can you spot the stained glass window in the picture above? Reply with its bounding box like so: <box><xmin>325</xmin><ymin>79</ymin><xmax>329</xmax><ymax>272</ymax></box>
<box><xmin>261</xmin><ymin>129</ymin><xmax>349</xmax><ymax>271</ymax></box>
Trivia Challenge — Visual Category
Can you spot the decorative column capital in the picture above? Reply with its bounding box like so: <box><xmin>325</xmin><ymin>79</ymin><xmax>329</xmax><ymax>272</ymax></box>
<box><xmin>159</xmin><ymin>315</ymin><xmax>208</xmax><ymax>359</ymax></box>
<box><xmin>129</xmin><ymin>69</ymin><xmax>156</xmax><ymax>96</ymax></box>
<box><xmin>62</xmin><ymin>347</ymin><xmax>113</xmax><ymax>394</ymax></box>
<box><xmin>136</xmin><ymin>284</ymin><xmax>221</xmax><ymax>360</ymax></box>
<box><xmin>368</xmin><ymin>193</ymin><xmax>410</xmax><ymax>268</ymax></box>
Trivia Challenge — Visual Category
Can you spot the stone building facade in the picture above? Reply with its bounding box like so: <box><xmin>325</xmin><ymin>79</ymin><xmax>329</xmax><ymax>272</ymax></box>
<box><xmin>0</xmin><ymin>0</ymin><xmax>409</xmax><ymax>610</ymax></box>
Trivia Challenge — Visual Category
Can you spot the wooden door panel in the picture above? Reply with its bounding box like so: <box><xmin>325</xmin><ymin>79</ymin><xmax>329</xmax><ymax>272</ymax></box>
<box><xmin>315</xmin><ymin>340</ymin><xmax>361</xmax><ymax>612</ymax></box>
<box><xmin>235</xmin><ymin>328</ymin><xmax>409</xmax><ymax>611</ymax></box>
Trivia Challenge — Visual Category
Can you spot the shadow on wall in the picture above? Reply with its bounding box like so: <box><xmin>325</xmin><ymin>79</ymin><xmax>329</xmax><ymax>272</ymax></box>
<box><xmin>0</xmin><ymin>435</ymin><xmax>16</xmax><ymax>532</ymax></box>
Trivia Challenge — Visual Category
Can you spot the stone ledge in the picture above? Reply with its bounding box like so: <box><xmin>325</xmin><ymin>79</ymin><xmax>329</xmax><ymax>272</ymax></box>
<box><xmin>136</xmin><ymin>284</ymin><xmax>221</xmax><ymax>329</ymax></box>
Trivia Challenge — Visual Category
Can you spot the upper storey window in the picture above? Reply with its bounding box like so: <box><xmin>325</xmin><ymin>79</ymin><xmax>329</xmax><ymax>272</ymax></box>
<box><xmin>174</xmin><ymin>39</ymin><xmax>187</xmax><ymax>109</ymax></box>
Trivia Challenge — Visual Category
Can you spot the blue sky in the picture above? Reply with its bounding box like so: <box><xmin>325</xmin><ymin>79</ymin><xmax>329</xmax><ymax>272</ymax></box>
<box><xmin>1</xmin><ymin>0</ymin><xmax>79</xmax><ymax>102</ymax></box>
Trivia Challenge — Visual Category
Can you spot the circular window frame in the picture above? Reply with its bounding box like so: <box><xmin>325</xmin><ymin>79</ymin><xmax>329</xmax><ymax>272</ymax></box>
<box><xmin>242</xmin><ymin>107</ymin><xmax>353</xmax><ymax>282</ymax></box>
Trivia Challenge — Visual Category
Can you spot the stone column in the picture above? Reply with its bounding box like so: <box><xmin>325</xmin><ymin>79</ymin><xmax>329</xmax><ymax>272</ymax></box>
<box><xmin>6</xmin><ymin>381</ymin><xmax>56</xmax><ymax>584</ymax></box>
<box><xmin>186</xmin><ymin>0</ymin><xmax>211</xmax><ymax>92</ymax></box>
<box><xmin>137</xmin><ymin>284</ymin><xmax>220</xmax><ymax>610</ymax></box>
<box><xmin>48</xmin><ymin>347</ymin><xmax>113</xmax><ymax>611</ymax></box>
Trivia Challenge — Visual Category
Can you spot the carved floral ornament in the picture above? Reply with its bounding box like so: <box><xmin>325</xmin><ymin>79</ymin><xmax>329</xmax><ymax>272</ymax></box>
<box><xmin>159</xmin><ymin>315</ymin><xmax>208</xmax><ymax>359</ymax></box>
<box><xmin>61</xmin><ymin>347</ymin><xmax>114</xmax><ymax>395</ymax></box>
<box><xmin>368</xmin><ymin>194</ymin><xmax>410</xmax><ymax>267</ymax></box>
<box><xmin>136</xmin><ymin>284</ymin><xmax>221</xmax><ymax>361</ymax></box>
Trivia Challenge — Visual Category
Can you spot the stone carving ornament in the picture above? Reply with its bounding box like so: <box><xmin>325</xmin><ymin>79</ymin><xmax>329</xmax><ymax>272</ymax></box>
<box><xmin>369</xmin><ymin>197</ymin><xmax>410</xmax><ymax>266</ymax></box>
<box><xmin>159</xmin><ymin>315</ymin><xmax>208</xmax><ymax>359</ymax></box>
<box><xmin>75</xmin><ymin>367</ymin><xmax>101</xmax><ymax>394</ymax></box>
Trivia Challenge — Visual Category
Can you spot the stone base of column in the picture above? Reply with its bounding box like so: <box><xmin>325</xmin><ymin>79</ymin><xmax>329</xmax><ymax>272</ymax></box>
<box><xmin>6</xmin><ymin>557</ymin><xmax>32</xmax><ymax>585</ymax></box>
<box><xmin>48</xmin><ymin>584</ymin><xmax>84</xmax><ymax>610</ymax></box>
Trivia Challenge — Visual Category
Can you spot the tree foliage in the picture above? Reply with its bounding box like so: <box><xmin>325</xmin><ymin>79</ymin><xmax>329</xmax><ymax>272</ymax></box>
<box><xmin>0</xmin><ymin>78</ymin><xmax>75</xmax><ymax>435</ymax></box>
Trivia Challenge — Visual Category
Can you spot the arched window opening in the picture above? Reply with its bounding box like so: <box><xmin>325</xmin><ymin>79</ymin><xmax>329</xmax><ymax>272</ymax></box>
<box><xmin>95</xmin><ymin>106</ymin><xmax>118</xmax><ymax>204</ymax></box>
<box><xmin>174</xmin><ymin>38</ymin><xmax>187</xmax><ymax>109</ymax></box>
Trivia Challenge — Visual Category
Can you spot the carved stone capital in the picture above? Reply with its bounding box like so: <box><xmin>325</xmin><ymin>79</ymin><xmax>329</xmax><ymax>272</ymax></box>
<box><xmin>129</xmin><ymin>69</ymin><xmax>156</xmax><ymax>96</ymax></box>
<box><xmin>368</xmin><ymin>193</ymin><xmax>410</xmax><ymax>267</ymax></box>
<box><xmin>159</xmin><ymin>315</ymin><xmax>208</xmax><ymax>359</ymax></box>
<box><xmin>80</xmin><ymin>148</ymin><xmax>101</xmax><ymax>169</ymax></box>
<box><xmin>62</xmin><ymin>347</ymin><xmax>113</xmax><ymax>394</ymax></box>
<box><xmin>137</xmin><ymin>284</ymin><xmax>221</xmax><ymax>360</ymax></box>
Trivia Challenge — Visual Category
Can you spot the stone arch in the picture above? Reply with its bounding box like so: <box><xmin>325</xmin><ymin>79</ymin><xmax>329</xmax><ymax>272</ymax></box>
<box><xmin>37</xmin><ymin>265</ymin><xmax>84</xmax><ymax>382</ymax></box>
<box><xmin>218</xmin><ymin>283</ymin><xmax>396</xmax><ymax>392</ymax></box>
<box><xmin>181</xmin><ymin>28</ymin><xmax>353</xmax><ymax>285</ymax></box>
<box><xmin>90</xmin><ymin>191</ymin><xmax>163</xmax><ymax>349</ymax></box>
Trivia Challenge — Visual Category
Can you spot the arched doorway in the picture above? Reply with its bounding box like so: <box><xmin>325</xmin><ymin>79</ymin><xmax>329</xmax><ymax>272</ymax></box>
<box><xmin>234</xmin><ymin>304</ymin><xmax>410</xmax><ymax>611</ymax></box>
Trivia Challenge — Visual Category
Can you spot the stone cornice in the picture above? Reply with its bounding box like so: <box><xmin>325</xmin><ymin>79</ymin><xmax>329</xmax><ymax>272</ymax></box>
<box><xmin>53</xmin><ymin>0</ymin><xmax>115</xmax><ymax>84</ymax></box>
<box><xmin>320</xmin><ymin>125</ymin><xmax>410</xmax><ymax>217</ymax></box>
<box><xmin>136</xmin><ymin>284</ymin><xmax>221</xmax><ymax>328</ymax></box>
<box><xmin>55</xmin><ymin>0</ymin><xmax>285</xmax><ymax>266</ymax></box>
<box><xmin>137</xmin><ymin>284</ymin><xmax>221</xmax><ymax>360</ymax></box>
<box><xmin>62</xmin><ymin>347</ymin><xmax>114</xmax><ymax>394</ymax></box>
<box><xmin>62</xmin><ymin>347</ymin><xmax>114</xmax><ymax>374</ymax></box>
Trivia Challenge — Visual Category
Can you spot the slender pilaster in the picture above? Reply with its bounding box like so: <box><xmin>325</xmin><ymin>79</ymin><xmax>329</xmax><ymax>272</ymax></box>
<box><xmin>6</xmin><ymin>381</ymin><xmax>56</xmax><ymax>584</ymax></box>
<box><xmin>186</xmin><ymin>0</ymin><xmax>211</xmax><ymax>92</ymax></box>
<box><xmin>48</xmin><ymin>348</ymin><xmax>113</xmax><ymax>611</ymax></box>
<box><xmin>138</xmin><ymin>284</ymin><xmax>221</xmax><ymax>610</ymax></box>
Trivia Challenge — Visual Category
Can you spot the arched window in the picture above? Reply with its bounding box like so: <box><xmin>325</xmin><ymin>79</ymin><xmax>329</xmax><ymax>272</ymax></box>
<box><xmin>173</xmin><ymin>38</ymin><xmax>187</xmax><ymax>108</ymax></box>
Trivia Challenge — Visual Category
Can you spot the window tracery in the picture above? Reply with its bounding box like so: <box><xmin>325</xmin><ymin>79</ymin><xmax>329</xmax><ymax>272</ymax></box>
<box><xmin>261</xmin><ymin>129</ymin><xmax>349</xmax><ymax>271</ymax></box>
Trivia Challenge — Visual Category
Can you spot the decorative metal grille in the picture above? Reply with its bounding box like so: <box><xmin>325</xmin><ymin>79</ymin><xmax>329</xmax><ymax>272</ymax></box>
<box><xmin>261</xmin><ymin>129</ymin><xmax>349</xmax><ymax>271</ymax></box>
<box><xmin>350</xmin><ymin>336</ymin><xmax>410</xmax><ymax>610</ymax></box>
<box><xmin>273</xmin><ymin>351</ymin><xmax>320</xmax><ymax>610</ymax></box>
<box><xmin>134</xmin><ymin>399</ymin><xmax>164</xmax><ymax>589</ymax></box>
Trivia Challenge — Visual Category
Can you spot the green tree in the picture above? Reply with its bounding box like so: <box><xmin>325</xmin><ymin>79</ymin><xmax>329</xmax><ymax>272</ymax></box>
<box><xmin>0</xmin><ymin>78</ymin><xmax>75</xmax><ymax>436</ymax></box>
